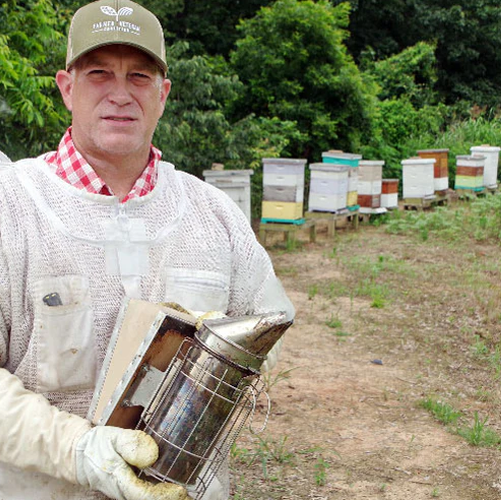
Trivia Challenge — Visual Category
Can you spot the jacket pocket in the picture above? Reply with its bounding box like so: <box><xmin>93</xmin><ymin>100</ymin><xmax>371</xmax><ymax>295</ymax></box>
<box><xmin>33</xmin><ymin>275</ymin><xmax>96</xmax><ymax>393</ymax></box>
<box><xmin>163</xmin><ymin>268</ymin><xmax>230</xmax><ymax>314</ymax></box>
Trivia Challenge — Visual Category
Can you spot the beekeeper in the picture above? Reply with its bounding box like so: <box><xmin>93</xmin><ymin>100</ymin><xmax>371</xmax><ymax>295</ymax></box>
<box><xmin>0</xmin><ymin>1</ymin><xmax>294</xmax><ymax>500</ymax></box>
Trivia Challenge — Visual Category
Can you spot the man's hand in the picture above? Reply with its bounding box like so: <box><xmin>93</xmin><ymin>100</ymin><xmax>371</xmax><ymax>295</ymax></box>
<box><xmin>75</xmin><ymin>426</ymin><xmax>190</xmax><ymax>500</ymax></box>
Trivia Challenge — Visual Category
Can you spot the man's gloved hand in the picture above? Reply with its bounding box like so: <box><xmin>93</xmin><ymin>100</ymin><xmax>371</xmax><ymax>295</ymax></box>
<box><xmin>76</xmin><ymin>426</ymin><xmax>190</xmax><ymax>500</ymax></box>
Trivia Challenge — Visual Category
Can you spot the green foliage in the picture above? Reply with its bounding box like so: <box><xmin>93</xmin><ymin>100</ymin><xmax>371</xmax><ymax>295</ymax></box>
<box><xmin>364</xmin><ymin>42</ymin><xmax>438</xmax><ymax>107</ymax></box>
<box><xmin>0</xmin><ymin>0</ymin><xmax>68</xmax><ymax>159</ymax></box>
<box><xmin>230</xmin><ymin>0</ymin><xmax>377</xmax><ymax>161</ymax></box>
<box><xmin>419</xmin><ymin>397</ymin><xmax>462</xmax><ymax>426</ymax></box>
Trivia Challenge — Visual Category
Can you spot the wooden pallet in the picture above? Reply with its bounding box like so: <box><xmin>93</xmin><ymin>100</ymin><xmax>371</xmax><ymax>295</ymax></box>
<box><xmin>258</xmin><ymin>219</ymin><xmax>316</xmax><ymax>246</ymax></box>
<box><xmin>304</xmin><ymin>209</ymin><xmax>359</xmax><ymax>238</ymax></box>
<box><xmin>402</xmin><ymin>196</ymin><xmax>437</xmax><ymax>211</ymax></box>
<box><xmin>455</xmin><ymin>188</ymin><xmax>487</xmax><ymax>200</ymax></box>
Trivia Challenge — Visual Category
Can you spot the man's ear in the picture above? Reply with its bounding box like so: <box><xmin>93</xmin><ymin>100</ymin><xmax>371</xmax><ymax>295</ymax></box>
<box><xmin>159</xmin><ymin>79</ymin><xmax>171</xmax><ymax>111</ymax></box>
<box><xmin>55</xmin><ymin>70</ymin><xmax>74</xmax><ymax>112</ymax></box>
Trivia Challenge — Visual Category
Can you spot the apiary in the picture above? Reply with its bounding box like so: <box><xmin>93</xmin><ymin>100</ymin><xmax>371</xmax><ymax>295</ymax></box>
<box><xmin>357</xmin><ymin>160</ymin><xmax>384</xmax><ymax>211</ymax></box>
<box><xmin>402</xmin><ymin>157</ymin><xmax>435</xmax><ymax>200</ymax></box>
<box><xmin>307</xmin><ymin>163</ymin><xmax>349</xmax><ymax>212</ymax></box>
<box><xmin>261</xmin><ymin>158</ymin><xmax>306</xmax><ymax>222</ymax></box>
<box><xmin>416</xmin><ymin>148</ymin><xmax>449</xmax><ymax>193</ymax></box>
<box><xmin>381</xmin><ymin>179</ymin><xmax>399</xmax><ymax>209</ymax></box>
<box><xmin>470</xmin><ymin>145</ymin><xmax>500</xmax><ymax>189</ymax></box>
<box><xmin>203</xmin><ymin>169</ymin><xmax>254</xmax><ymax>222</ymax></box>
<box><xmin>322</xmin><ymin>151</ymin><xmax>362</xmax><ymax>209</ymax></box>
<box><xmin>455</xmin><ymin>155</ymin><xmax>485</xmax><ymax>191</ymax></box>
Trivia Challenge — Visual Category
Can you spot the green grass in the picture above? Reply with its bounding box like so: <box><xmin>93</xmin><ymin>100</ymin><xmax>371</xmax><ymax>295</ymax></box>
<box><xmin>420</xmin><ymin>398</ymin><xmax>501</xmax><ymax>448</ymax></box>
<box><xmin>419</xmin><ymin>397</ymin><xmax>461</xmax><ymax>426</ymax></box>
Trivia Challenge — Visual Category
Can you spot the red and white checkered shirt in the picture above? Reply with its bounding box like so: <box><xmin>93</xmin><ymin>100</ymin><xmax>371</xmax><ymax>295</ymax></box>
<box><xmin>44</xmin><ymin>128</ymin><xmax>162</xmax><ymax>203</ymax></box>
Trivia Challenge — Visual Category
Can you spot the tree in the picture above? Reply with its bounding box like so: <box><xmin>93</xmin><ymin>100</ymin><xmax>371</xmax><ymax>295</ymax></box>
<box><xmin>229</xmin><ymin>0</ymin><xmax>377</xmax><ymax>161</ymax></box>
<box><xmin>336</xmin><ymin>0</ymin><xmax>501</xmax><ymax>107</ymax></box>
<box><xmin>0</xmin><ymin>0</ymin><xmax>69</xmax><ymax>160</ymax></box>
<box><xmin>155</xmin><ymin>42</ymin><xmax>296</xmax><ymax>180</ymax></box>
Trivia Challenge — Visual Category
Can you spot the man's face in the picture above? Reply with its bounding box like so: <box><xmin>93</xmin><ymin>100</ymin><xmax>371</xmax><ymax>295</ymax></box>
<box><xmin>56</xmin><ymin>45</ymin><xmax>170</xmax><ymax>163</ymax></box>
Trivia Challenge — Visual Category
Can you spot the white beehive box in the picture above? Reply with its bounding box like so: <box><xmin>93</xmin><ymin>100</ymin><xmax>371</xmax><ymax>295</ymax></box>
<box><xmin>308</xmin><ymin>163</ymin><xmax>349</xmax><ymax>212</ymax></box>
<box><xmin>203</xmin><ymin>169</ymin><xmax>254</xmax><ymax>222</ymax></box>
<box><xmin>402</xmin><ymin>157</ymin><xmax>435</xmax><ymax>199</ymax></box>
<box><xmin>358</xmin><ymin>160</ymin><xmax>384</xmax><ymax>195</ymax></box>
<box><xmin>261</xmin><ymin>158</ymin><xmax>306</xmax><ymax>221</ymax></box>
<box><xmin>470</xmin><ymin>145</ymin><xmax>500</xmax><ymax>189</ymax></box>
<box><xmin>381</xmin><ymin>179</ymin><xmax>399</xmax><ymax>208</ymax></box>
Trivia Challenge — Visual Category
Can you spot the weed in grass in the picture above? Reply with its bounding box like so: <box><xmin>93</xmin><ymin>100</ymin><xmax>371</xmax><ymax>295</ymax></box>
<box><xmin>308</xmin><ymin>284</ymin><xmax>318</xmax><ymax>300</ymax></box>
<box><xmin>262</xmin><ymin>367</ymin><xmax>298</xmax><ymax>392</ymax></box>
<box><xmin>472</xmin><ymin>335</ymin><xmax>489</xmax><ymax>357</ymax></box>
<box><xmin>325</xmin><ymin>315</ymin><xmax>342</xmax><ymax>329</ymax></box>
<box><xmin>314</xmin><ymin>456</ymin><xmax>330</xmax><ymax>486</ymax></box>
<box><xmin>457</xmin><ymin>412</ymin><xmax>501</xmax><ymax>447</ymax></box>
<box><xmin>276</xmin><ymin>266</ymin><xmax>298</xmax><ymax>277</ymax></box>
<box><xmin>489</xmin><ymin>344</ymin><xmax>501</xmax><ymax>380</ymax></box>
<box><xmin>475</xmin><ymin>387</ymin><xmax>493</xmax><ymax>402</ymax></box>
<box><xmin>419</xmin><ymin>397</ymin><xmax>461</xmax><ymax>426</ymax></box>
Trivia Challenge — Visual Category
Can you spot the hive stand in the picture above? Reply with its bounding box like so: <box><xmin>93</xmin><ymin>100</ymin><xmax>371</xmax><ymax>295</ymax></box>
<box><xmin>259</xmin><ymin>219</ymin><xmax>316</xmax><ymax>246</ymax></box>
<box><xmin>304</xmin><ymin>208</ymin><xmax>359</xmax><ymax>238</ymax></box>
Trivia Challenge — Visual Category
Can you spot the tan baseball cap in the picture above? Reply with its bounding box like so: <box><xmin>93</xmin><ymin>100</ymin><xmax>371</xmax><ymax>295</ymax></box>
<box><xmin>66</xmin><ymin>0</ymin><xmax>167</xmax><ymax>74</ymax></box>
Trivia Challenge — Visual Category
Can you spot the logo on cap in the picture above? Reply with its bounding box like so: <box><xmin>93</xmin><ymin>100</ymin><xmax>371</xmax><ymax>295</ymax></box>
<box><xmin>100</xmin><ymin>6</ymin><xmax>133</xmax><ymax>21</ymax></box>
<box><xmin>92</xmin><ymin>5</ymin><xmax>140</xmax><ymax>36</ymax></box>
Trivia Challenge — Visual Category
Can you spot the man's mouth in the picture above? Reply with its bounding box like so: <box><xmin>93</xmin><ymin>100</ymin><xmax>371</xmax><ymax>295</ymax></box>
<box><xmin>104</xmin><ymin>116</ymin><xmax>135</xmax><ymax>122</ymax></box>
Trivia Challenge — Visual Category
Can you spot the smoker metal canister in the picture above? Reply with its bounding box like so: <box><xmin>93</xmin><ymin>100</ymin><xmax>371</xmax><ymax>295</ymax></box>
<box><xmin>142</xmin><ymin>311</ymin><xmax>292</xmax><ymax>486</ymax></box>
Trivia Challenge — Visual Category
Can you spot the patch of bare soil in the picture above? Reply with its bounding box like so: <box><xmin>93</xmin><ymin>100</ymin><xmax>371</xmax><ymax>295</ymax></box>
<box><xmin>231</xmin><ymin>216</ymin><xmax>501</xmax><ymax>499</ymax></box>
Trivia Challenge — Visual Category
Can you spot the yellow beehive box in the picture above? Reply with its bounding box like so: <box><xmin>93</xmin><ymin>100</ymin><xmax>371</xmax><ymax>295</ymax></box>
<box><xmin>347</xmin><ymin>191</ymin><xmax>358</xmax><ymax>207</ymax></box>
<box><xmin>261</xmin><ymin>201</ymin><xmax>303</xmax><ymax>221</ymax></box>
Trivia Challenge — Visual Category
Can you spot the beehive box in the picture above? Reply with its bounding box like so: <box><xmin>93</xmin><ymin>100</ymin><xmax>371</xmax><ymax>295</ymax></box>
<box><xmin>402</xmin><ymin>157</ymin><xmax>435</xmax><ymax>199</ymax></box>
<box><xmin>470</xmin><ymin>145</ymin><xmax>500</xmax><ymax>189</ymax></box>
<box><xmin>322</xmin><ymin>151</ymin><xmax>362</xmax><ymax>208</ymax></box>
<box><xmin>307</xmin><ymin>163</ymin><xmax>349</xmax><ymax>212</ymax></box>
<box><xmin>381</xmin><ymin>179</ymin><xmax>399</xmax><ymax>208</ymax></box>
<box><xmin>417</xmin><ymin>148</ymin><xmax>449</xmax><ymax>193</ymax></box>
<box><xmin>358</xmin><ymin>160</ymin><xmax>384</xmax><ymax>207</ymax></box>
<box><xmin>455</xmin><ymin>155</ymin><xmax>485</xmax><ymax>190</ymax></box>
<box><xmin>203</xmin><ymin>169</ymin><xmax>254</xmax><ymax>222</ymax></box>
<box><xmin>261</xmin><ymin>158</ymin><xmax>306</xmax><ymax>222</ymax></box>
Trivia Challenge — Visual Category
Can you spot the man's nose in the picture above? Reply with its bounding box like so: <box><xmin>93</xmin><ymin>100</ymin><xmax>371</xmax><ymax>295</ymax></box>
<box><xmin>107</xmin><ymin>76</ymin><xmax>133</xmax><ymax>106</ymax></box>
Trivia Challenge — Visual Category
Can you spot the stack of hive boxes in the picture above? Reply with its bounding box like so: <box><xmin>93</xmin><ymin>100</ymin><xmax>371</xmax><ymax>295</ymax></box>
<box><xmin>357</xmin><ymin>160</ymin><xmax>386</xmax><ymax>214</ymax></box>
<box><xmin>402</xmin><ymin>157</ymin><xmax>436</xmax><ymax>201</ymax></box>
<box><xmin>321</xmin><ymin>151</ymin><xmax>362</xmax><ymax>210</ymax></box>
<box><xmin>203</xmin><ymin>169</ymin><xmax>254</xmax><ymax>223</ymax></box>
<box><xmin>381</xmin><ymin>179</ymin><xmax>399</xmax><ymax>209</ymax></box>
<box><xmin>417</xmin><ymin>148</ymin><xmax>449</xmax><ymax>195</ymax></box>
<box><xmin>470</xmin><ymin>145</ymin><xmax>500</xmax><ymax>190</ymax></box>
<box><xmin>261</xmin><ymin>158</ymin><xmax>306</xmax><ymax>222</ymax></box>
<box><xmin>307</xmin><ymin>163</ymin><xmax>349</xmax><ymax>212</ymax></box>
<box><xmin>454</xmin><ymin>155</ymin><xmax>485</xmax><ymax>192</ymax></box>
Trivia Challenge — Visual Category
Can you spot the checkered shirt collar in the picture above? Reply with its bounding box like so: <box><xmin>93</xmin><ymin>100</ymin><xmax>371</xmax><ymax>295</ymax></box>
<box><xmin>44</xmin><ymin>128</ymin><xmax>161</xmax><ymax>202</ymax></box>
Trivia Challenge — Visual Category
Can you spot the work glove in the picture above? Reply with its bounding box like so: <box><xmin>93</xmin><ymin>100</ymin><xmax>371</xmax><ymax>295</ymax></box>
<box><xmin>76</xmin><ymin>426</ymin><xmax>190</xmax><ymax>500</ymax></box>
<box><xmin>0</xmin><ymin>368</ymin><xmax>190</xmax><ymax>500</ymax></box>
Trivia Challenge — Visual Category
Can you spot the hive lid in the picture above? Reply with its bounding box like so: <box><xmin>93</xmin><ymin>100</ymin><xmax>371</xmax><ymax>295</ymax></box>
<box><xmin>359</xmin><ymin>160</ymin><xmax>385</xmax><ymax>167</ymax></box>
<box><xmin>417</xmin><ymin>148</ymin><xmax>449</xmax><ymax>153</ymax></box>
<box><xmin>262</xmin><ymin>158</ymin><xmax>308</xmax><ymax>165</ymax></box>
<box><xmin>309</xmin><ymin>162</ymin><xmax>350</xmax><ymax>172</ymax></box>
<box><xmin>401</xmin><ymin>157</ymin><xmax>435</xmax><ymax>165</ymax></box>
<box><xmin>322</xmin><ymin>151</ymin><xmax>362</xmax><ymax>160</ymax></box>
<box><xmin>470</xmin><ymin>145</ymin><xmax>501</xmax><ymax>152</ymax></box>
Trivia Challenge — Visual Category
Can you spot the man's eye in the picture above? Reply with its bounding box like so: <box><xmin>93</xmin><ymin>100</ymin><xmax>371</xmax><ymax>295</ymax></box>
<box><xmin>87</xmin><ymin>69</ymin><xmax>108</xmax><ymax>77</ymax></box>
<box><xmin>130</xmin><ymin>72</ymin><xmax>152</xmax><ymax>82</ymax></box>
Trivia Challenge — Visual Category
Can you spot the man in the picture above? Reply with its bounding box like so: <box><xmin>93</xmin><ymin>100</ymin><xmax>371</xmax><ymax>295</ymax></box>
<box><xmin>0</xmin><ymin>1</ymin><xmax>294</xmax><ymax>500</ymax></box>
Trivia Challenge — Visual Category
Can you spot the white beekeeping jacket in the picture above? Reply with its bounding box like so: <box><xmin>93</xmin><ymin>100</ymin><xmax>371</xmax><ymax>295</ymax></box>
<box><xmin>0</xmin><ymin>157</ymin><xmax>294</xmax><ymax>500</ymax></box>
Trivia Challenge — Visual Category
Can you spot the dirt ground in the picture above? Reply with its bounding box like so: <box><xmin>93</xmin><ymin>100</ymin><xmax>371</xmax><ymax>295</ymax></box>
<box><xmin>230</xmin><ymin>212</ymin><xmax>501</xmax><ymax>499</ymax></box>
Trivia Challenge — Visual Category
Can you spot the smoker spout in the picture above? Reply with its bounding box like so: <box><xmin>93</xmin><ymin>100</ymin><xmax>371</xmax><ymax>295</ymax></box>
<box><xmin>202</xmin><ymin>311</ymin><xmax>293</xmax><ymax>357</ymax></box>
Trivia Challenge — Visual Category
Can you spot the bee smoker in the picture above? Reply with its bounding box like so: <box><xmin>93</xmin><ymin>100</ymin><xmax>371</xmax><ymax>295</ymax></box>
<box><xmin>134</xmin><ymin>311</ymin><xmax>292</xmax><ymax>499</ymax></box>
